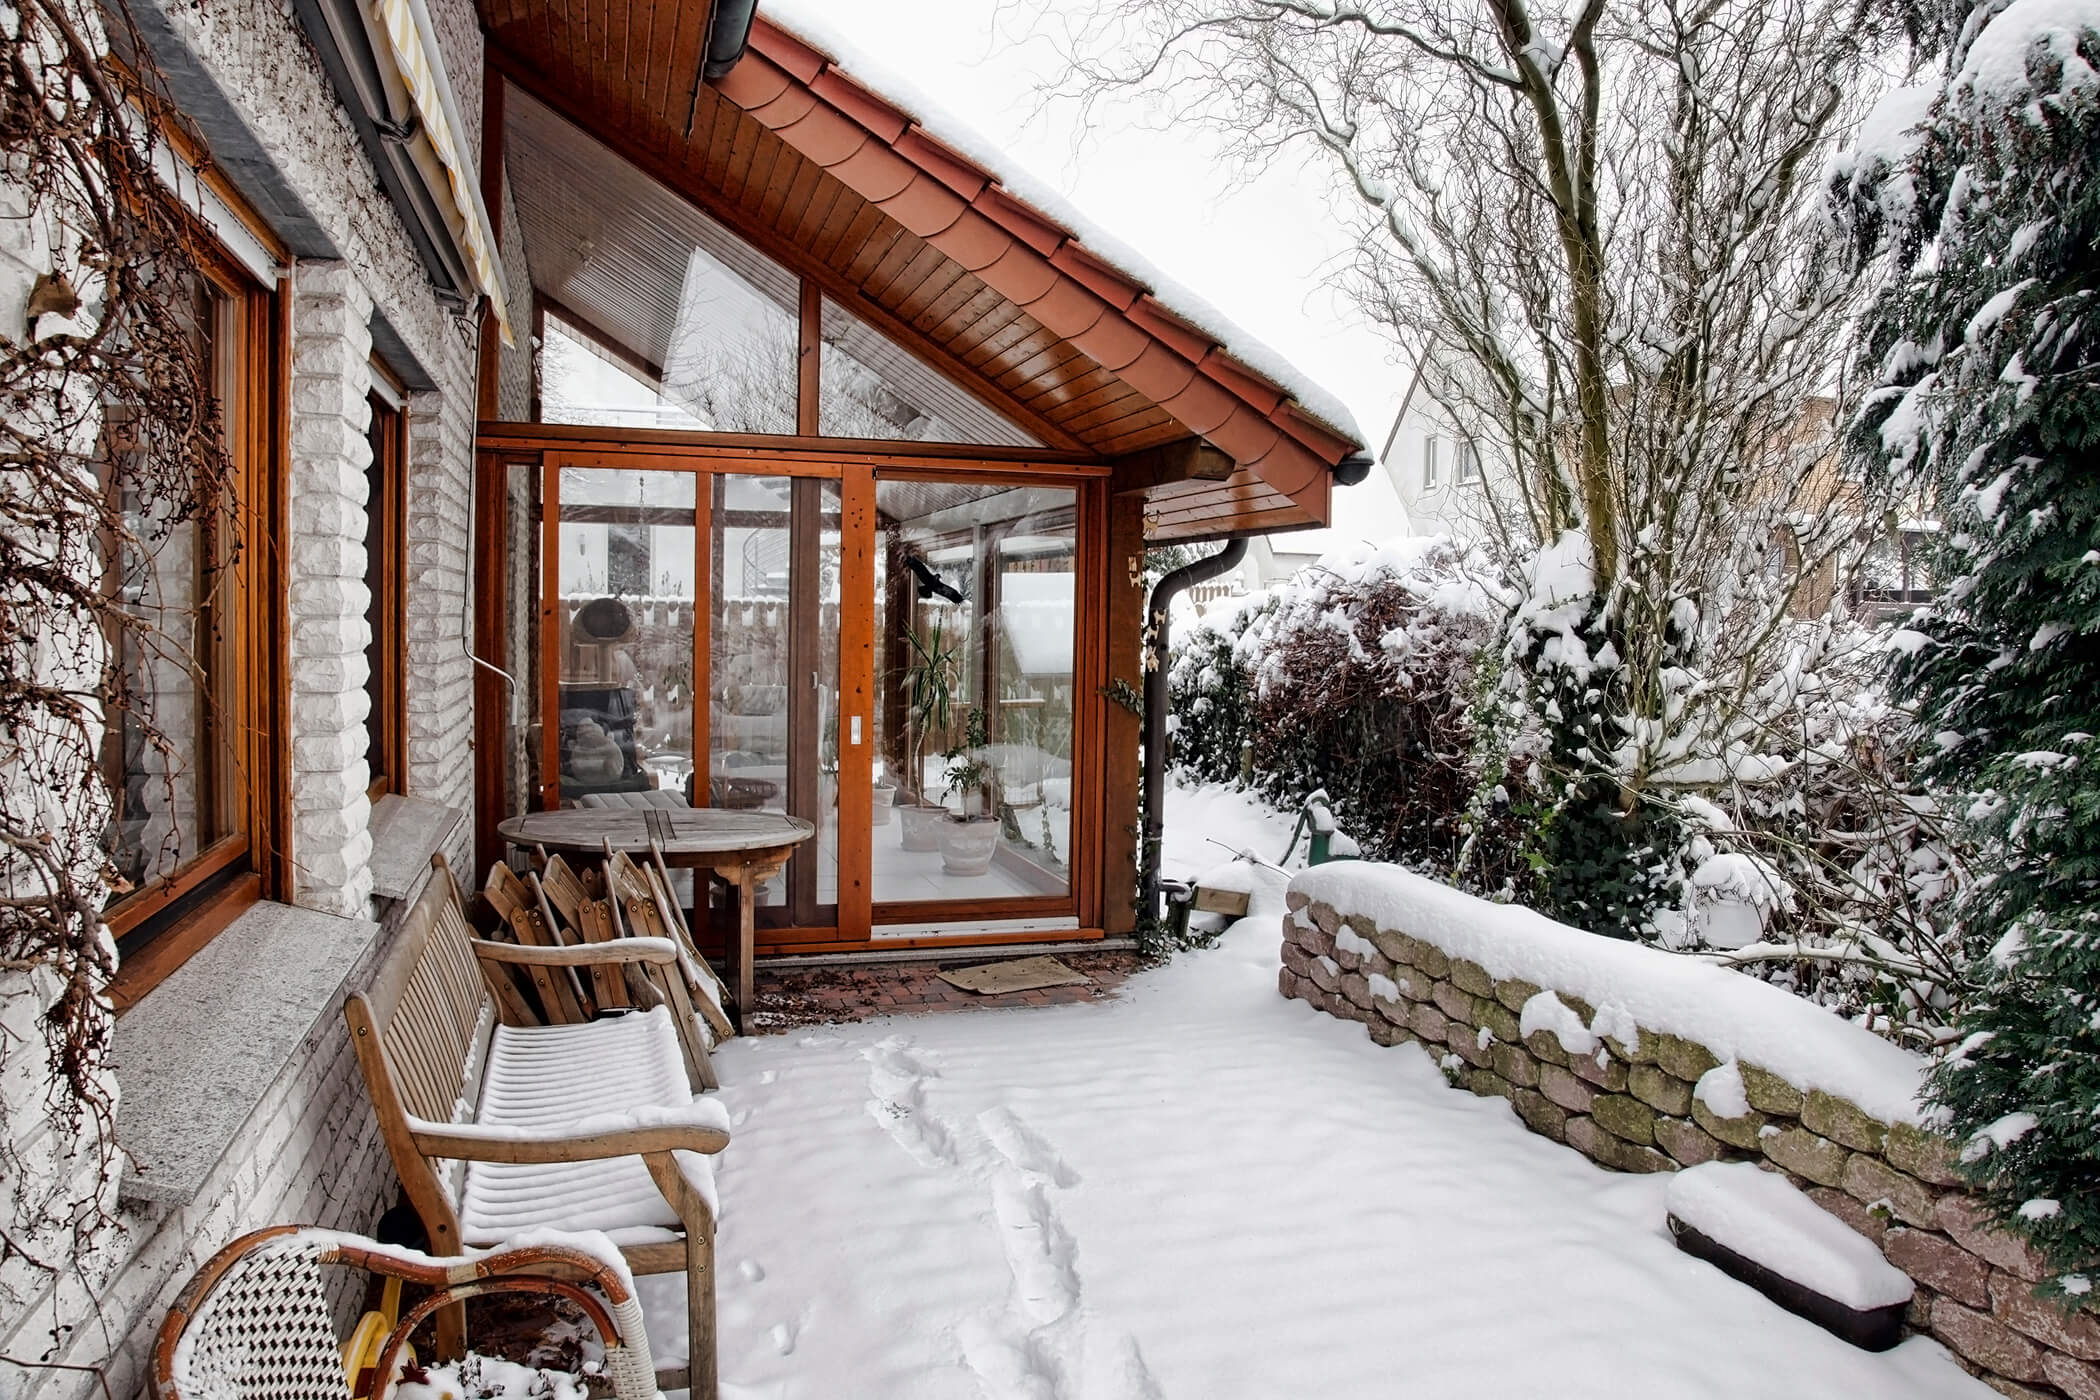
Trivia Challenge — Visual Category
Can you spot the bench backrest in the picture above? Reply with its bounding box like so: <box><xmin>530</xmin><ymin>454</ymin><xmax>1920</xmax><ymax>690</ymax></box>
<box><xmin>346</xmin><ymin>853</ymin><xmax>494</xmax><ymax>1253</ymax></box>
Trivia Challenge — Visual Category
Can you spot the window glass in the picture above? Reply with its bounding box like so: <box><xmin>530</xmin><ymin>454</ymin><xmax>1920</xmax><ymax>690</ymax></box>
<box><xmin>554</xmin><ymin>468</ymin><xmax>698</xmax><ymax>802</ymax></box>
<box><xmin>364</xmin><ymin>391</ymin><xmax>405</xmax><ymax>797</ymax></box>
<box><xmin>871</xmin><ymin>479</ymin><xmax>1076</xmax><ymax>911</ymax></box>
<box><xmin>100</xmin><ymin>268</ymin><xmax>245</xmax><ymax>916</ymax></box>
<box><xmin>820</xmin><ymin>296</ymin><xmax>1041</xmax><ymax>448</ymax></box>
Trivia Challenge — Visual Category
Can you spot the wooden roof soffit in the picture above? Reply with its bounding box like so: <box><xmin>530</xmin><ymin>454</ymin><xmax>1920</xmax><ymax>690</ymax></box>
<box><xmin>719</xmin><ymin>18</ymin><xmax>1362</xmax><ymax>492</ymax></box>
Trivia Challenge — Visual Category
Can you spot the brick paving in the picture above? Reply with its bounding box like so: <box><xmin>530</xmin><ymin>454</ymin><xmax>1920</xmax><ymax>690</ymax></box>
<box><xmin>742</xmin><ymin>949</ymin><xmax>1148</xmax><ymax>1034</ymax></box>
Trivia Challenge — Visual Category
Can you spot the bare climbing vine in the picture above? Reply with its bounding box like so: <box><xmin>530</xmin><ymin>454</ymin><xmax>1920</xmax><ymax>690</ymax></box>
<box><xmin>1</xmin><ymin>0</ymin><xmax>235</xmax><ymax>1278</ymax></box>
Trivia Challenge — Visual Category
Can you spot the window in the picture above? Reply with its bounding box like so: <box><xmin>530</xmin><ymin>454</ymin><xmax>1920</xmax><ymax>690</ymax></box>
<box><xmin>1422</xmin><ymin>435</ymin><xmax>1440</xmax><ymax>489</ymax></box>
<box><xmin>819</xmin><ymin>296</ymin><xmax>1041</xmax><ymax>447</ymax></box>
<box><xmin>103</xmin><ymin>236</ymin><xmax>281</xmax><ymax>1008</ymax></box>
<box><xmin>1458</xmin><ymin>440</ymin><xmax>1482</xmax><ymax>483</ymax></box>
<box><xmin>365</xmin><ymin>373</ymin><xmax>408</xmax><ymax>800</ymax></box>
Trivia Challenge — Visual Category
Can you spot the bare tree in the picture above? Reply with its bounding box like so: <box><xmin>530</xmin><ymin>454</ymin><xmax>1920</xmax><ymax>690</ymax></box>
<box><xmin>1049</xmin><ymin>0</ymin><xmax>1900</xmax><ymax>932</ymax></box>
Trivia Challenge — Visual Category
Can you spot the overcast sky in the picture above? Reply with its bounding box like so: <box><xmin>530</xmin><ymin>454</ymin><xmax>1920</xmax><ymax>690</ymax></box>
<box><xmin>771</xmin><ymin>0</ymin><xmax>1417</xmax><ymax>540</ymax></box>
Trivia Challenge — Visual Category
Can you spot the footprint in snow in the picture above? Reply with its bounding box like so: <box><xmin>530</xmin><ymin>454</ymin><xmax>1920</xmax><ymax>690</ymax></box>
<box><xmin>737</xmin><ymin>1259</ymin><xmax>765</xmax><ymax>1283</ymax></box>
<box><xmin>768</xmin><ymin>1321</ymin><xmax>796</xmax><ymax>1356</ymax></box>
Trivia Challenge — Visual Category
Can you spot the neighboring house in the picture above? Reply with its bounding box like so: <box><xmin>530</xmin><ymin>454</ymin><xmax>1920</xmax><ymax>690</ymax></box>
<box><xmin>1380</xmin><ymin>347</ymin><xmax>1514</xmax><ymax>544</ymax></box>
<box><xmin>0</xmin><ymin>3</ymin><xmax>1367</xmax><ymax>1392</ymax></box>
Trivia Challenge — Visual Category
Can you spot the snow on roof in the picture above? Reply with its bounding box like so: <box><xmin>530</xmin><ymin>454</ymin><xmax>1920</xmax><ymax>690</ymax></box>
<box><xmin>757</xmin><ymin>1</ymin><xmax>1366</xmax><ymax>448</ymax></box>
<box><xmin>1292</xmin><ymin>862</ymin><xmax>1932</xmax><ymax>1124</ymax></box>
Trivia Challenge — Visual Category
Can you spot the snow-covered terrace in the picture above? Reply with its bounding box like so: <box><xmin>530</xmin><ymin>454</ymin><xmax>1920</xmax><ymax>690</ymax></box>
<box><xmin>630</xmin><ymin>786</ymin><xmax>1992</xmax><ymax>1399</ymax></box>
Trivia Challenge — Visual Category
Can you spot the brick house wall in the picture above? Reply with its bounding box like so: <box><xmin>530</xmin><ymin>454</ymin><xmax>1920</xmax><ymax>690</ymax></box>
<box><xmin>0</xmin><ymin>0</ymin><xmax>509</xmax><ymax>1394</ymax></box>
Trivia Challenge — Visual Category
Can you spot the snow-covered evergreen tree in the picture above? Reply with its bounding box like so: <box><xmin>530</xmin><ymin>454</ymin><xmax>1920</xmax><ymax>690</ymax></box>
<box><xmin>1847</xmin><ymin>0</ymin><xmax>2100</xmax><ymax>1299</ymax></box>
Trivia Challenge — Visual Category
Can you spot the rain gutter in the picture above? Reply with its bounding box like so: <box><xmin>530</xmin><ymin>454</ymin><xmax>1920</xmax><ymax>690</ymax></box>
<box><xmin>1139</xmin><ymin>538</ymin><xmax>1248</xmax><ymax>923</ymax></box>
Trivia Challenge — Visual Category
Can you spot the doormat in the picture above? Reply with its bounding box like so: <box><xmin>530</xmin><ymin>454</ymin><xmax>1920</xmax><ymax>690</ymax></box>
<box><xmin>937</xmin><ymin>956</ymin><xmax>1093</xmax><ymax>995</ymax></box>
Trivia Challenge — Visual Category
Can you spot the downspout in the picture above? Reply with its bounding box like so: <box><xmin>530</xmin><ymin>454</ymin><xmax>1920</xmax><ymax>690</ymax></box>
<box><xmin>1139</xmin><ymin>538</ymin><xmax>1247</xmax><ymax>923</ymax></box>
<box><xmin>704</xmin><ymin>0</ymin><xmax>760</xmax><ymax>79</ymax></box>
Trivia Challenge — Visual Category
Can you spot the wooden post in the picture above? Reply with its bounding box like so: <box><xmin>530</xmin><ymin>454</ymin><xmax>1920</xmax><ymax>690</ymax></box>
<box><xmin>1100</xmin><ymin>491</ymin><xmax>1146</xmax><ymax>934</ymax></box>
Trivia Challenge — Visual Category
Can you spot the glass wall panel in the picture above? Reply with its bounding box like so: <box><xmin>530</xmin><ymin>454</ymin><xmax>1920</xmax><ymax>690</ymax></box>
<box><xmin>872</xmin><ymin>479</ymin><xmax>1076</xmax><ymax>908</ymax></box>
<box><xmin>554</xmin><ymin>468</ymin><xmax>698</xmax><ymax>801</ymax></box>
<box><xmin>708</xmin><ymin>476</ymin><xmax>838</xmax><ymax>921</ymax></box>
<box><xmin>514</xmin><ymin>88</ymin><xmax>800</xmax><ymax>435</ymax></box>
<box><xmin>820</xmin><ymin>296</ymin><xmax>1042</xmax><ymax>448</ymax></box>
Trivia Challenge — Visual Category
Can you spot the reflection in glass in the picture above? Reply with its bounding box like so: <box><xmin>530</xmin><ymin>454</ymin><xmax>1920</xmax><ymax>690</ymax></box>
<box><xmin>99</xmin><ymin>271</ymin><xmax>241</xmax><ymax>905</ymax></box>
<box><xmin>872</xmin><ymin>480</ymin><xmax>1076</xmax><ymax>909</ymax></box>
<box><xmin>708</xmin><ymin>476</ymin><xmax>839</xmax><ymax>920</ymax></box>
<box><xmin>554</xmin><ymin>469</ymin><xmax>697</xmax><ymax>802</ymax></box>
<box><xmin>819</xmin><ymin>296</ymin><xmax>1042</xmax><ymax>447</ymax></box>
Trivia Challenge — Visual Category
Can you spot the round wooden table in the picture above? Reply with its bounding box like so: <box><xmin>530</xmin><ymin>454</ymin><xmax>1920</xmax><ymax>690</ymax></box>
<box><xmin>497</xmin><ymin>807</ymin><xmax>816</xmax><ymax>1015</ymax></box>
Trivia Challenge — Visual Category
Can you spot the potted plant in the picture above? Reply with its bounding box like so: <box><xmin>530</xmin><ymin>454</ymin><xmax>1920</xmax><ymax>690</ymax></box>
<box><xmin>898</xmin><ymin>618</ymin><xmax>960</xmax><ymax>852</ymax></box>
<box><xmin>937</xmin><ymin>707</ymin><xmax>1001</xmax><ymax>876</ymax></box>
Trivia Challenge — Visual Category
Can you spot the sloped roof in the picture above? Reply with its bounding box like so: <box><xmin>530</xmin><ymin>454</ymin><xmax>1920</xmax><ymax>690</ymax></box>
<box><xmin>483</xmin><ymin>0</ymin><xmax>1366</xmax><ymax>539</ymax></box>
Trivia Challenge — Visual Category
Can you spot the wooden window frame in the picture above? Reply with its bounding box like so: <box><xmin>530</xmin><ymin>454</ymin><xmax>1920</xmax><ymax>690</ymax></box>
<box><xmin>1422</xmin><ymin>434</ymin><xmax>1440</xmax><ymax>489</ymax></box>
<box><xmin>106</xmin><ymin>230</ymin><xmax>288</xmax><ymax>1013</ymax></box>
<box><xmin>365</xmin><ymin>366</ymin><xmax>411</xmax><ymax>802</ymax></box>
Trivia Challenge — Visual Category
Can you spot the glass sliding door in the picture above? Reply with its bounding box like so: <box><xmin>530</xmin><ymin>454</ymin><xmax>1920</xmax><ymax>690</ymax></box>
<box><xmin>871</xmin><ymin>478</ymin><xmax>1078</xmax><ymax>920</ymax></box>
<box><xmin>706</xmin><ymin>474</ymin><xmax>838</xmax><ymax>927</ymax></box>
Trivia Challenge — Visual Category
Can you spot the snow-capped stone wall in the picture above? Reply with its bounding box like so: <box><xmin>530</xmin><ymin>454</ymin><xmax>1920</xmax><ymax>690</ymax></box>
<box><xmin>1282</xmin><ymin>865</ymin><xmax>2100</xmax><ymax>1400</ymax></box>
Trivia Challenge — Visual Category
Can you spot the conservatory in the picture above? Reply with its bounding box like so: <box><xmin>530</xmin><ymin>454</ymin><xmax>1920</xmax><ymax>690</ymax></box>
<box><xmin>470</xmin><ymin>11</ymin><xmax>1367</xmax><ymax>953</ymax></box>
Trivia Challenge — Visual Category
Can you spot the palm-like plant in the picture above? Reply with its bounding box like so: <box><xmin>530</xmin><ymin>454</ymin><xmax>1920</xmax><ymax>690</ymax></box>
<box><xmin>902</xmin><ymin>618</ymin><xmax>961</xmax><ymax>801</ymax></box>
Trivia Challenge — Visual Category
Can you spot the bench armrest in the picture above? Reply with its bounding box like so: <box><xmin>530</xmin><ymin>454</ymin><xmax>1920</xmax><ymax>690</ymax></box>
<box><xmin>407</xmin><ymin>1101</ymin><xmax>731</xmax><ymax>1162</ymax></box>
<box><xmin>469</xmin><ymin>936</ymin><xmax>680</xmax><ymax>968</ymax></box>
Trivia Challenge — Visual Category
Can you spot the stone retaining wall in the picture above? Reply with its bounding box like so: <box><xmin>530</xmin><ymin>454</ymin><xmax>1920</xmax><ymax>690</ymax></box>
<box><xmin>1280</xmin><ymin>883</ymin><xmax>2100</xmax><ymax>1400</ymax></box>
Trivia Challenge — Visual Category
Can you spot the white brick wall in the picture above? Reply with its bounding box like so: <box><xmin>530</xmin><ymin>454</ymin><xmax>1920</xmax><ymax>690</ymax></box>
<box><xmin>289</xmin><ymin>262</ymin><xmax>377</xmax><ymax>917</ymax></box>
<box><xmin>0</xmin><ymin>0</ymin><xmax>498</xmax><ymax>1392</ymax></box>
<box><xmin>7</xmin><ymin>929</ymin><xmax>395</xmax><ymax>1400</ymax></box>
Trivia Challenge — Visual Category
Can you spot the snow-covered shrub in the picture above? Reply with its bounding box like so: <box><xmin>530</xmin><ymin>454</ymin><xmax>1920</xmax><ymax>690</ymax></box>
<box><xmin>1837</xmin><ymin>0</ymin><xmax>2100</xmax><ymax>1300</ymax></box>
<box><xmin>1169</xmin><ymin>539</ymin><xmax>1537</xmax><ymax>891</ymax></box>
<box><xmin>1165</xmin><ymin>598</ymin><xmax>1264</xmax><ymax>787</ymax></box>
<box><xmin>1675</xmin><ymin>622</ymin><xmax>1971</xmax><ymax>1047</ymax></box>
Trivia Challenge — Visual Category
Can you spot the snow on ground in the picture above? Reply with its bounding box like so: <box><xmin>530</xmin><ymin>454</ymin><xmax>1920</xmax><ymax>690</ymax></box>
<box><xmin>641</xmin><ymin>784</ymin><xmax>1989</xmax><ymax>1399</ymax></box>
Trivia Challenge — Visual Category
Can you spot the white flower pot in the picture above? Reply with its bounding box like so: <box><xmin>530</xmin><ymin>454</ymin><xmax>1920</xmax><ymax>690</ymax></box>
<box><xmin>939</xmin><ymin>818</ymin><xmax>1001</xmax><ymax>876</ymax></box>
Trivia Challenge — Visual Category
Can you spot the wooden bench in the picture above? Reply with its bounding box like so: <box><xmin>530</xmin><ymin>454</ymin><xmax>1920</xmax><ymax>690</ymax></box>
<box><xmin>345</xmin><ymin>854</ymin><xmax>727</xmax><ymax>1398</ymax></box>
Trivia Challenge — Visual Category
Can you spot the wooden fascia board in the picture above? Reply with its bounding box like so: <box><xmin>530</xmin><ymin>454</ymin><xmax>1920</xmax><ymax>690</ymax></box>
<box><xmin>489</xmin><ymin>47</ymin><xmax>1093</xmax><ymax>454</ymax></box>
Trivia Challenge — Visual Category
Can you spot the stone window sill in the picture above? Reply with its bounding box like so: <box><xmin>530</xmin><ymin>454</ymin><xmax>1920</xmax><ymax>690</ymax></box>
<box><xmin>113</xmin><ymin>899</ymin><xmax>379</xmax><ymax>1208</ymax></box>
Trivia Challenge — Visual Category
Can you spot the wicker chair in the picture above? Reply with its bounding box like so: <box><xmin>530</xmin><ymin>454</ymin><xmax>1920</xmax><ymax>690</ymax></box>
<box><xmin>150</xmin><ymin>1226</ymin><xmax>658</xmax><ymax>1400</ymax></box>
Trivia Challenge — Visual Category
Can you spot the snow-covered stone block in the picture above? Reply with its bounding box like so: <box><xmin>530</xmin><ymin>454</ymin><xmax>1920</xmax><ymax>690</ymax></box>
<box><xmin>1666</xmin><ymin>1161</ymin><xmax>1914</xmax><ymax>1351</ymax></box>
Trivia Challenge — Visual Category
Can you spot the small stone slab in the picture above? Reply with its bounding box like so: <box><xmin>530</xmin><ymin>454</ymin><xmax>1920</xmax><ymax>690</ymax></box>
<box><xmin>937</xmin><ymin>955</ymin><xmax>1093</xmax><ymax>996</ymax></box>
<box><xmin>1666</xmin><ymin>1161</ymin><xmax>1913</xmax><ymax>1352</ymax></box>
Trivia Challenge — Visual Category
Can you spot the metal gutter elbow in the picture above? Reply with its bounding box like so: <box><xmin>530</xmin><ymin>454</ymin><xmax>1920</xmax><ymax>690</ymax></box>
<box><xmin>704</xmin><ymin>0</ymin><xmax>760</xmax><ymax>80</ymax></box>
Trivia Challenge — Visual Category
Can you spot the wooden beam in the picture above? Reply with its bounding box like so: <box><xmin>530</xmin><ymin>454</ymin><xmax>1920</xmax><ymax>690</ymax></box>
<box><xmin>1107</xmin><ymin>437</ymin><xmax>1237</xmax><ymax>495</ymax></box>
<box><xmin>796</xmin><ymin>278</ymin><xmax>820</xmax><ymax>437</ymax></box>
<box><xmin>1100</xmin><ymin>489</ymin><xmax>1144</xmax><ymax>934</ymax></box>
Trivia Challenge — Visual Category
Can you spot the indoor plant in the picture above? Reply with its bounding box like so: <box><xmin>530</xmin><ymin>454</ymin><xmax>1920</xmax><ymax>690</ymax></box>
<box><xmin>937</xmin><ymin>706</ymin><xmax>1001</xmax><ymax>876</ymax></box>
<box><xmin>899</xmin><ymin>618</ymin><xmax>960</xmax><ymax>852</ymax></box>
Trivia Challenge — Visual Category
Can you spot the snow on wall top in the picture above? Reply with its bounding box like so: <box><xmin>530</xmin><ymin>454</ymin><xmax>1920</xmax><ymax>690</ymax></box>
<box><xmin>756</xmin><ymin>1</ymin><xmax>1365</xmax><ymax>448</ymax></box>
<box><xmin>1291</xmin><ymin>863</ymin><xmax>1931</xmax><ymax>1124</ymax></box>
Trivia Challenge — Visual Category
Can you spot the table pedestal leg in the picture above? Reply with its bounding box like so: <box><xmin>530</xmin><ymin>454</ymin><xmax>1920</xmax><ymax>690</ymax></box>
<box><xmin>736</xmin><ymin>866</ymin><xmax>757</xmax><ymax>1015</ymax></box>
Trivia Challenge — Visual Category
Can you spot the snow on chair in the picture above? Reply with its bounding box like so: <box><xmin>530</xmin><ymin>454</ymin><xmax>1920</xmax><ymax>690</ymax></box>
<box><xmin>150</xmin><ymin>1226</ymin><xmax>656</xmax><ymax>1400</ymax></box>
<box><xmin>346</xmin><ymin>854</ymin><xmax>728</xmax><ymax>1398</ymax></box>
